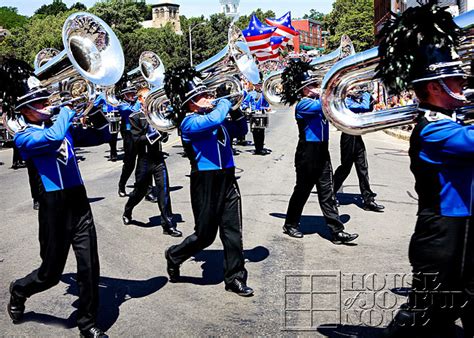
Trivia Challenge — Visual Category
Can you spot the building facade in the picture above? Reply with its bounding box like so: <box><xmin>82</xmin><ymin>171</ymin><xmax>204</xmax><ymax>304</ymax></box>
<box><xmin>142</xmin><ymin>1</ymin><xmax>181</xmax><ymax>33</ymax></box>
<box><xmin>291</xmin><ymin>19</ymin><xmax>323</xmax><ymax>53</ymax></box>
<box><xmin>374</xmin><ymin>0</ymin><xmax>473</xmax><ymax>38</ymax></box>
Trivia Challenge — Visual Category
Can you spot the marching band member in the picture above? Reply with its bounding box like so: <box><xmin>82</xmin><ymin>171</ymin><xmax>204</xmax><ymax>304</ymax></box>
<box><xmin>376</xmin><ymin>4</ymin><xmax>474</xmax><ymax>337</ymax></box>
<box><xmin>333</xmin><ymin>89</ymin><xmax>385</xmax><ymax>211</ymax></box>
<box><xmin>163</xmin><ymin>65</ymin><xmax>253</xmax><ymax>296</ymax></box>
<box><xmin>115</xmin><ymin>78</ymin><xmax>141</xmax><ymax>197</ymax></box>
<box><xmin>2</xmin><ymin>59</ymin><xmax>109</xmax><ymax>338</ymax></box>
<box><xmin>281</xmin><ymin>60</ymin><xmax>358</xmax><ymax>244</ymax></box>
<box><xmin>122</xmin><ymin>87</ymin><xmax>182</xmax><ymax>237</ymax></box>
<box><xmin>252</xmin><ymin>85</ymin><xmax>271</xmax><ymax>155</ymax></box>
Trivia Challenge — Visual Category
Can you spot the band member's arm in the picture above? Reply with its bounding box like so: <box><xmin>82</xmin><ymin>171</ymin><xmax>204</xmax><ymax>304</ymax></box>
<box><xmin>225</xmin><ymin>109</ymin><xmax>249</xmax><ymax>138</ymax></box>
<box><xmin>296</xmin><ymin>98</ymin><xmax>323</xmax><ymax>115</ymax></box>
<box><xmin>181</xmin><ymin>99</ymin><xmax>232</xmax><ymax>134</ymax></box>
<box><xmin>14</xmin><ymin>107</ymin><xmax>76</xmax><ymax>157</ymax></box>
<box><xmin>420</xmin><ymin>120</ymin><xmax>474</xmax><ymax>162</ymax></box>
<box><xmin>346</xmin><ymin>92</ymin><xmax>371</xmax><ymax>112</ymax></box>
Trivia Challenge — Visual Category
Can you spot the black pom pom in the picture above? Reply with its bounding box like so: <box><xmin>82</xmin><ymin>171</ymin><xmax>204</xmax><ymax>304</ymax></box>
<box><xmin>163</xmin><ymin>64</ymin><xmax>200</xmax><ymax>121</ymax></box>
<box><xmin>280</xmin><ymin>59</ymin><xmax>315</xmax><ymax>106</ymax></box>
<box><xmin>0</xmin><ymin>58</ymin><xmax>34</xmax><ymax>117</ymax></box>
<box><xmin>376</xmin><ymin>2</ymin><xmax>461</xmax><ymax>94</ymax></box>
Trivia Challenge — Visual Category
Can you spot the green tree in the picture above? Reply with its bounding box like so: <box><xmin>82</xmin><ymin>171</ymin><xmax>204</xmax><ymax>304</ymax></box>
<box><xmin>35</xmin><ymin>0</ymin><xmax>69</xmax><ymax>16</ymax></box>
<box><xmin>90</xmin><ymin>0</ymin><xmax>144</xmax><ymax>35</ymax></box>
<box><xmin>0</xmin><ymin>10</ymin><xmax>75</xmax><ymax>63</ymax></box>
<box><xmin>303</xmin><ymin>10</ymin><xmax>326</xmax><ymax>23</ymax></box>
<box><xmin>69</xmin><ymin>2</ymin><xmax>87</xmax><ymax>11</ymax></box>
<box><xmin>0</xmin><ymin>7</ymin><xmax>28</xmax><ymax>30</ymax></box>
<box><xmin>325</xmin><ymin>0</ymin><xmax>374</xmax><ymax>52</ymax></box>
<box><xmin>122</xmin><ymin>25</ymin><xmax>188</xmax><ymax>71</ymax></box>
<box><xmin>235</xmin><ymin>9</ymin><xmax>276</xmax><ymax>30</ymax></box>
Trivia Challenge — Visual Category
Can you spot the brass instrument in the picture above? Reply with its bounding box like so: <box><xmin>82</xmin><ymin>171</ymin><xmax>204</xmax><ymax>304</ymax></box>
<box><xmin>320</xmin><ymin>11</ymin><xmax>474</xmax><ymax>135</ymax></box>
<box><xmin>262</xmin><ymin>34</ymin><xmax>355</xmax><ymax>108</ymax></box>
<box><xmin>127</xmin><ymin>51</ymin><xmax>165</xmax><ymax>90</ymax></box>
<box><xmin>144</xmin><ymin>24</ymin><xmax>260</xmax><ymax>132</ymax></box>
<box><xmin>34</xmin><ymin>12</ymin><xmax>125</xmax><ymax>116</ymax></box>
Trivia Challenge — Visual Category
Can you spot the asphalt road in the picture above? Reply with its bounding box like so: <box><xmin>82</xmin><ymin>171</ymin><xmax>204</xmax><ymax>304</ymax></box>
<box><xmin>0</xmin><ymin>108</ymin><xmax>438</xmax><ymax>337</ymax></box>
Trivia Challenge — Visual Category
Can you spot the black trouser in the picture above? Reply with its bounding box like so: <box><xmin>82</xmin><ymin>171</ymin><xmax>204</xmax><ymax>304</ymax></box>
<box><xmin>124</xmin><ymin>155</ymin><xmax>174</xmax><ymax>229</ymax></box>
<box><xmin>118</xmin><ymin>130</ymin><xmax>137</xmax><ymax>190</ymax></box>
<box><xmin>11</xmin><ymin>185</ymin><xmax>100</xmax><ymax>331</ymax></box>
<box><xmin>109</xmin><ymin>132</ymin><xmax>118</xmax><ymax>158</ymax></box>
<box><xmin>333</xmin><ymin>133</ymin><xmax>374</xmax><ymax>202</ymax></box>
<box><xmin>285</xmin><ymin>141</ymin><xmax>344</xmax><ymax>234</ymax></box>
<box><xmin>26</xmin><ymin>160</ymin><xmax>41</xmax><ymax>202</ymax></box>
<box><xmin>12</xmin><ymin>146</ymin><xmax>22</xmax><ymax>165</ymax></box>
<box><xmin>391</xmin><ymin>214</ymin><xmax>474</xmax><ymax>337</ymax></box>
<box><xmin>167</xmin><ymin>168</ymin><xmax>247</xmax><ymax>285</ymax></box>
<box><xmin>252</xmin><ymin>128</ymin><xmax>265</xmax><ymax>153</ymax></box>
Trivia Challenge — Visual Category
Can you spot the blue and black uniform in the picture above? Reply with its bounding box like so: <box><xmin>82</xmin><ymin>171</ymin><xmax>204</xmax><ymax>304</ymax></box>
<box><xmin>333</xmin><ymin>92</ymin><xmax>376</xmax><ymax>203</ymax></box>
<box><xmin>284</xmin><ymin>97</ymin><xmax>344</xmax><ymax>234</ymax></box>
<box><xmin>249</xmin><ymin>91</ymin><xmax>269</xmax><ymax>154</ymax></box>
<box><xmin>10</xmin><ymin>107</ymin><xmax>110</xmax><ymax>332</ymax></box>
<box><xmin>167</xmin><ymin>99</ymin><xmax>249</xmax><ymax>285</ymax></box>
<box><xmin>117</xmin><ymin>100</ymin><xmax>141</xmax><ymax>191</ymax></box>
<box><xmin>400</xmin><ymin>105</ymin><xmax>474</xmax><ymax>335</ymax></box>
<box><xmin>123</xmin><ymin>110</ymin><xmax>176</xmax><ymax>231</ymax></box>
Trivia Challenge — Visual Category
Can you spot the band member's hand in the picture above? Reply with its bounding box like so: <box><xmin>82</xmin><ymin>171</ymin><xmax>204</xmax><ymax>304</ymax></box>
<box><xmin>216</xmin><ymin>83</ymin><xmax>232</xmax><ymax>98</ymax></box>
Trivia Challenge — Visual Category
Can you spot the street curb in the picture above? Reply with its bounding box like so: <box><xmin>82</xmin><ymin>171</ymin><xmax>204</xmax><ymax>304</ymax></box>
<box><xmin>383</xmin><ymin>128</ymin><xmax>411</xmax><ymax>141</ymax></box>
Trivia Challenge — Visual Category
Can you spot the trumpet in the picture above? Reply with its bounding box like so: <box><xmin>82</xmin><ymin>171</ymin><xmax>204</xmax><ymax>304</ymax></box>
<box><xmin>34</xmin><ymin>11</ymin><xmax>125</xmax><ymax>116</ymax></box>
<box><xmin>320</xmin><ymin>11</ymin><xmax>474</xmax><ymax>135</ymax></box>
<box><xmin>144</xmin><ymin>24</ymin><xmax>260</xmax><ymax>132</ymax></box>
<box><xmin>262</xmin><ymin>34</ymin><xmax>355</xmax><ymax>108</ymax></box>
<box><xmin>127</xmin><ymin>51</ymin><xmax>165</xmax><ymax>91</ymax></box>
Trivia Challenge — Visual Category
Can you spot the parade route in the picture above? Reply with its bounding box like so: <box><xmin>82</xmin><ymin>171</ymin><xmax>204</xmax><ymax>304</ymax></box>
<box><xmin>0</xmin><ymin>107</ymin><xmax>423</xmax><ymax>336</ymax></box>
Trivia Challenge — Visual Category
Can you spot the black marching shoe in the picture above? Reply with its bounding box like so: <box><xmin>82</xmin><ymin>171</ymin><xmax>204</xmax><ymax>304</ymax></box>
<box><xmin>80</xmin><ymin>327</ymin><xmax>108</xmax><ymax>338</ymax></box>
<box><xmin>122</xmin><ymin>214</ymin><xmax>131</xmax><ymax>225</ymax></box>
<box><xmin>283</xmin><ymin>224</ymin><xmax>304</xmax><ymax>238</ymax></box>
<box><xmin>225</xmin><ymin>278</ymin><xmax>254</xmax><ymax>297</ymax></box>
<box><xmin>165</xmin><ymin>249</ymin><xmax>180</xmax><ymax>283</ymax></box>
<box><xmin>118</xmin><ymin>187</ymin><xmax>126</xmax><ymax>197</ymax></box>
<box><xmin>33</xmin><ymin>200</ymin><xmax>40</xmax><ymax>210</ymax></box>
<box><xmin>163</xmin><ymin>227</ymin><xmax>182</xmax><ymax>237</ymax></box>
<box><xmin>363</xmin><ymin>200</ymin><xmax>385</xmax><ymax>212</ymax></box>
<box><xmin>110</xmin><ymin>154</ymin><xmax>118</xmax><ymax>162</ymax></box>
<box><xmin>332</xmin><ymin>231</ymin><xmax>358</xmax><ymax>245</ymax></box>
<box><xmin>145</xmin><ymin>193</ymin><xmax>158</xmax><ymax>203</ymax></box>
<box><xmin>7</xmin><ymin>283</ymin><xmax>26</xmax><ymax>323</ymax></box>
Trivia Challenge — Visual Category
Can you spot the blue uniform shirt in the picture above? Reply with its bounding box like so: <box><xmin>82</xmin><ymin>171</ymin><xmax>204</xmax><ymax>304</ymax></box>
<box><xmin>181</xmin><ymin>99</ymin><xmax>248</xmax><ymax>171</ymax></box>
<box><xmin>295</xmin><ymin>97</ymin><xmax>328</xmax><ymax>142</ymax></box>
<box><xmin>241</xmin><ymin>91</ymin><xmax>257</xmax><ymax>111</ymax></box>
<box><xmin>117</xmin><ymin>101</ymin><xmax>141</xmax><ymax>131</ymax></box>
<box><xmin>345</xmin><ymin>92</ymin><xmax>371</xmax><ymax>113</ymax></box>
<box><xmin>15</xmin><ymin>107</ymin><xmax>110</xmax><ymax>192</ymax></box>
<box><xmin>416</xmin><ymin>116</ymin><xmax>474</xmax><ymax>216</ymax></box>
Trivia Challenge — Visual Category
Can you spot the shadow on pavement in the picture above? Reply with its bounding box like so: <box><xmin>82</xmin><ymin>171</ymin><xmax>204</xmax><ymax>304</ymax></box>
<box><xmin>20</xmin><ymin>274</ymin><xmax>167</xmax><ymax>332</ymax></box>
<box><xmin>178</xmin><ymin>246</ymin><xmax>270</xmax><ymax>285</ymax></box>
<box><xmin>129</xmin><ymin>213</ymin><xmax>184</xmax><ymax>228</ymax></box>
<box><xmin>269</xmin><ymin>213</ymin><xmax>351</xmax><ymax>241</ymax></box>
<box><xmin>317</xmin><ymin>324</ymin><xmax>386</xmax><ymax>337</ymax></box>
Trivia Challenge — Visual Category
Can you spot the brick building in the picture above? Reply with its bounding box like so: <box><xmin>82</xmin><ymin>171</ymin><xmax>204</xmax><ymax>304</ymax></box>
<box><xmin>291</xmin><ymin>18</ymin><xmax>324</xmax><ymax>53</ymax></box>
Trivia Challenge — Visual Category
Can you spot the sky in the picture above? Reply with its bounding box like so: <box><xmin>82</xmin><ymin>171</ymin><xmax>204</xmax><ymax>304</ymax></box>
<box><xmin>1</xmin><ymin>0</ymin><xmax>335</xmax><ymax>18</ymax></box>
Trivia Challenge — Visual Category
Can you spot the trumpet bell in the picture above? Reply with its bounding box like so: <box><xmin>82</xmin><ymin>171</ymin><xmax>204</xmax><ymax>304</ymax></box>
<box><xmin>62</xmin><ymin>12</ymin><xmax>124</xmax><ymax>87</ymax></box>
<box><xmin>139</xmin><ymin>51</ymin><xmax>165</xmax><ymax>88</ymax></box>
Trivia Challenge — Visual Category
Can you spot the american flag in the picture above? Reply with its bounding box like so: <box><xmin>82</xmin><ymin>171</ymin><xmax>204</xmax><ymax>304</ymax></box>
<box><xmin>257</xmin><ymin>36</ymin><xmax>285</xmax><ymax>62</ymax></box>
<box><xmin>265</xmin><ymin>11</ymin><xmax>299</xmax><ymax>48</ymax></box>
<box><xmin>243</xmin><ymin>14</ymin><xmax>277</xmax><ymax>62</ymax></box>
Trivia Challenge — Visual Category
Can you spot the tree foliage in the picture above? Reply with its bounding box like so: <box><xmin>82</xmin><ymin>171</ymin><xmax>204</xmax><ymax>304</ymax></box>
<box><xmin>235</xmin><ymin>9</ymin><xmax>276</xmax><ymax>30</ymax></box>
<box><xmin>0</xmin><ymin>7</ymin><xmax>28</xmax><ymax>29</ymax></box>
<box><xmin>303</xmin><ymin>10</ymin><xmax>326</xmax><ymax>23</ymax></box>
<box><xmin>89</xmin><ymin>0</ymin><xmax>145</xmax><ymax>35</ymax></box>
<box><xmin>325</xmin><ymin>0</ymin><xmax>374</xmax><ymax>52</ymax></box>
<box><xmin>35</xmin><ymin>0</ymin><xmax>69</xmax><ymax>16</ymax></box>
